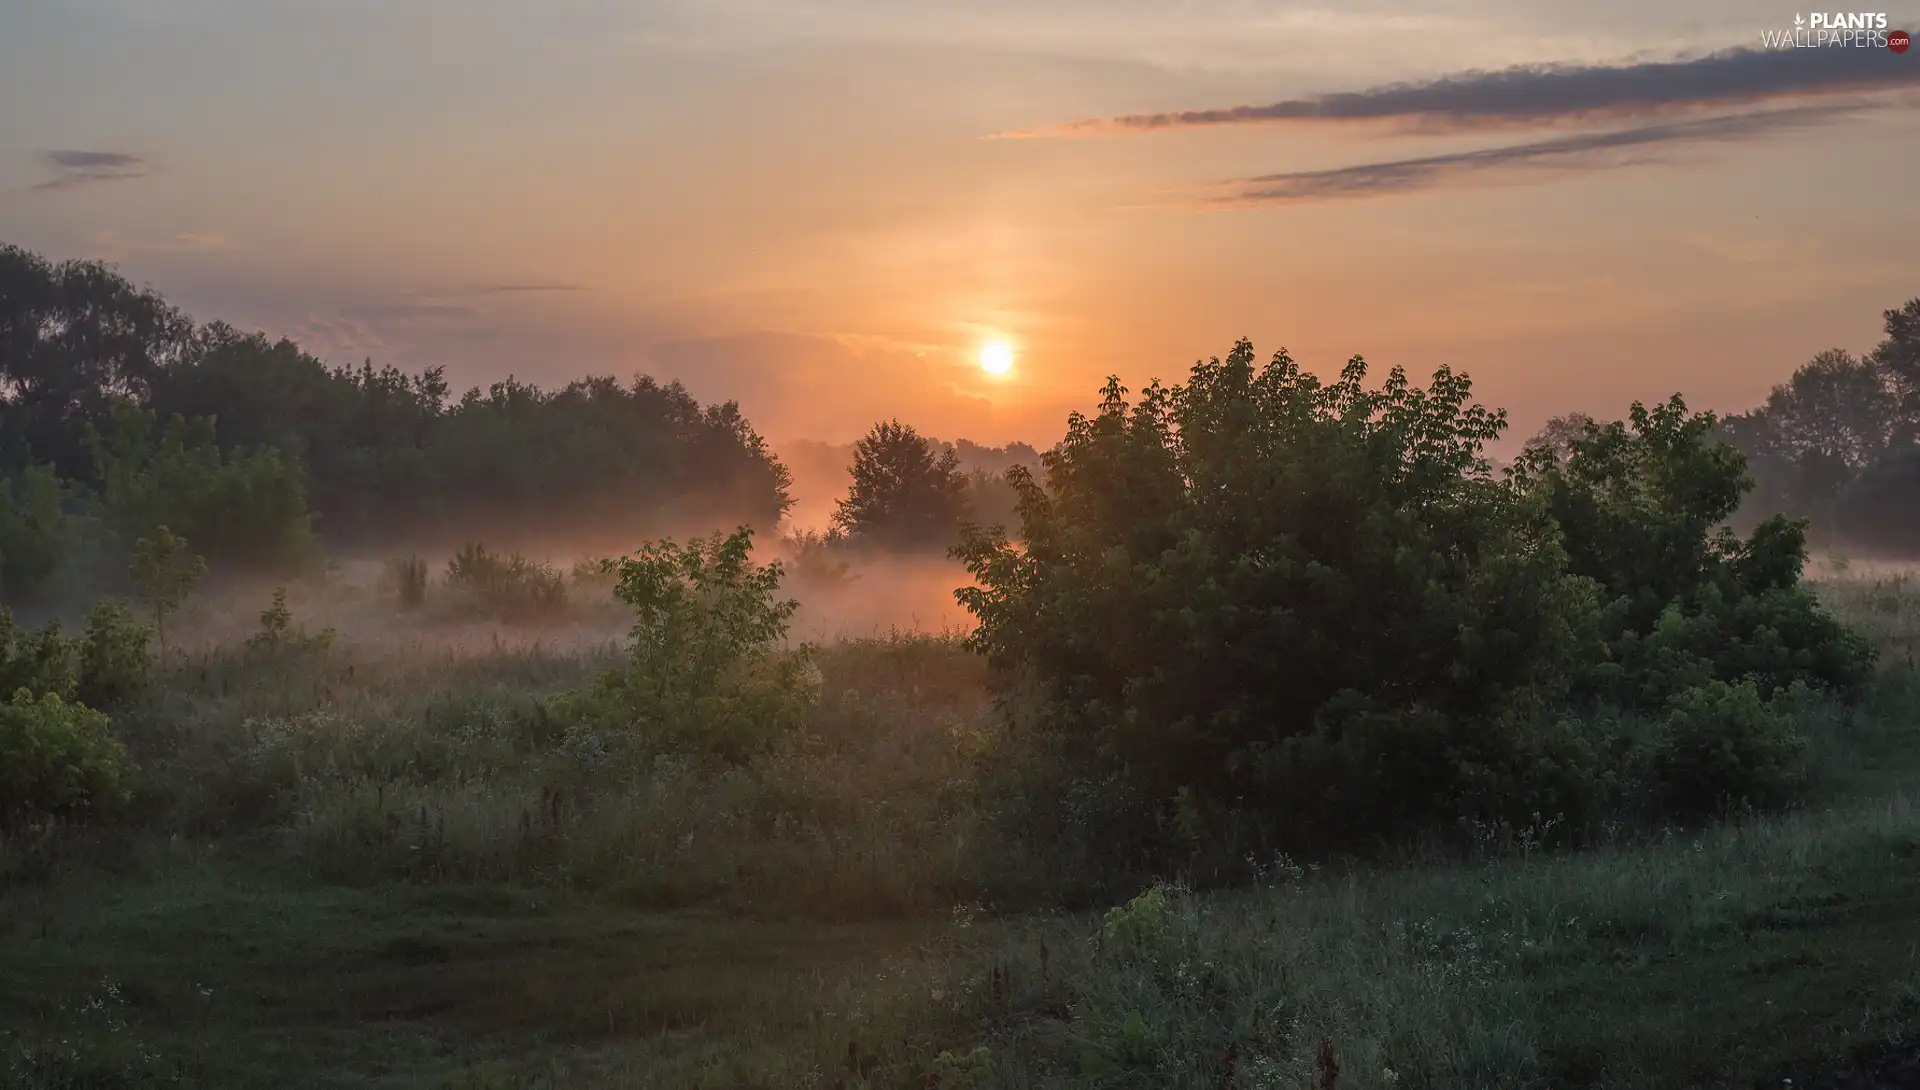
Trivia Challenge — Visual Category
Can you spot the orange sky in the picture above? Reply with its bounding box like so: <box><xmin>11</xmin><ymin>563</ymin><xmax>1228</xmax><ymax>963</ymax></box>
<box><xmin>2</xmin><ymin>1</ymin><xmax>1916</xmax><ymax>450</ymax></box>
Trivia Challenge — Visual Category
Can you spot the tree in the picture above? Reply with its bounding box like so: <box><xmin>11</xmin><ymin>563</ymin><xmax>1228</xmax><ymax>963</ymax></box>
<box><xmin>0</xmin><ymin>244</ymin><xmax>195</xmax><ymax>477</ymax></box>
<box><xmin>1522</xmin><ymin>412</ymin><xmax>1596</xmax><ymax>464</ymax></box>
<box><xmin>1871</xmin><ymin>297</ymin><xmax>1920</xmax><ymax>443</ymax></box>
<box><xmin>129</xmin><ymin>527</ymin><xmax>205</xmax><ymax>662</ymax></box>
<box><xmin>833</xmin><ymin>421</ymin><xmax>969</xmax><ymax>550</ymax></box>
<box><xmin>0</xmin><ymin>466</ymin><xmax>69</xmax><ymax>601</ymax></box>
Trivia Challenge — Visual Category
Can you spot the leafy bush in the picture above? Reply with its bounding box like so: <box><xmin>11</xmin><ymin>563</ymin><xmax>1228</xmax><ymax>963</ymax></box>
<box><xmin>571</xmin><ymin>526</ymin><xmax>819</xmax><ymax>758</ymax></box>
<box><xmin>957</xmin><ymin>347</ymin><xmax>1873</xmax><ymax>847</ymax></box>
<box><xmin>1514</xmin><ymin>397</ymin><xmax>1875</xmax><ymax>708</ymax></box>
<box><xmin>444</xmin><ymin>543</ymin><xmax>567</xmax><ymax>621</ymax></box>
<box><xmin>0</xmin><ymin>608</ymin><xmax>78</xmax><ymax>699</ymax></box>
<box><xmin>76</xmin><ymin>601</ymin><xmax>152</xmax><ymax>708</ymax></box>
<box><xmin>246</xmin><ymin>587</ymin><xmax>335</xmax><ymax>654</ymax></box>
<box><xmin>1650</xmin><ymin>680</ymin><xmax>1807</xmax><ymax>818</ymax></box>
<box><xmin>0</xmin><ymin>689</ymin><xmax>131</xmax><ymax>823</ymax></box>
<box><xmin>780</xmin><ymin>528</ymin><xmax>857</xmax><ymax>589</ymax></box>
<box><xmin>955</xmin><ymin>343</ymin><xmax>1588</xmax><ymax>832</ymax></box>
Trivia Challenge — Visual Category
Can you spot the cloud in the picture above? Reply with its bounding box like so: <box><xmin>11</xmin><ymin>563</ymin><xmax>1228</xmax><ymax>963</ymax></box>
<box><xmin>400</xmin><ymin>283</ymin><xmax>589</xmax><ymax>298</ymax></box>
<box><xmin>1006</xmin><ymin>46</ymin><xmax>1920</xmax><ymax>137</ymax></box>
<box><xmin>1213</xmin><ymin>104</ymin><xmax>1862</xmax><ymax>205</ymax></box>
<box><xmin>34</xmin><ymin>149</ymin><xmax>152</xmax><ymax>191</ymax></box>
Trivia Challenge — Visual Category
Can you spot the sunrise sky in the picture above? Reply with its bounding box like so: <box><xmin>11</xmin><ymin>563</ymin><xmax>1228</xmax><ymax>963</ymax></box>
<box><xmin>3</xmin><ymin>0</ymin><xmax>1916</xmax><ymax>449</ymax></box>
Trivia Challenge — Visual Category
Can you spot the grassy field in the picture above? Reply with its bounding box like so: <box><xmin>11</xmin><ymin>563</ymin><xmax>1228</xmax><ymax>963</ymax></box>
<box><xmin>4</xmin><ymin>566</ymin><xmax>1920</xmax><ymax>1088</ymax></box>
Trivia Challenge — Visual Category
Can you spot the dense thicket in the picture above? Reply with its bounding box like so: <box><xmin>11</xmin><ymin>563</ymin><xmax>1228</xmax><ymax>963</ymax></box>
<box><xmin>956</xmin><ymin>341</ymin><xmax>1874</xmax><ymax>847</ymax></box>
<box><xmin>0</xmin><ymin>243</ymin><xmax>794</xmax><ymax>596</ymax></box>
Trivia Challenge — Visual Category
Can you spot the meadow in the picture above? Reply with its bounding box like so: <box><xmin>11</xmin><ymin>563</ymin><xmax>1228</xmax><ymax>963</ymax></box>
<box><xmin>2</xmin><ymin>555</ymin><xmax>1919</xmax><ymax>1089</ymax></box>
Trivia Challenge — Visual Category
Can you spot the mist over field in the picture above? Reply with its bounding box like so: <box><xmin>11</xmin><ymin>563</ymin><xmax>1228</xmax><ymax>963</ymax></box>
<box><xmin>5</xmin><ymin>2</ymin><xmax>1920</xmax><ymax>1084</ymax></box>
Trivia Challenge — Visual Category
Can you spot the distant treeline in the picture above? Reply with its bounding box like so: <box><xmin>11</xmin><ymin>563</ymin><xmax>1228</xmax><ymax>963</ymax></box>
<box><xmin>1</xmin><ymin>242</ymin><xmax>793</xmax><ymax>598</ymax></box>
<box><xmin>1521</xmin><ymin>299</ymin><xmax>1920</xmax><ymax>557</ymax></box>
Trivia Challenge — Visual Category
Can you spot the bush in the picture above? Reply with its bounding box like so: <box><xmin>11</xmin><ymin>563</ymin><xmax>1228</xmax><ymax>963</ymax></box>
<box><xmin>955</xmin><ymin>343</ymin><xmax>1588</xmax><ymax>833</ymax></box>
<box><xmin>246</xmin><ymin>587</ymin><xmax>335</xmax><ymax>654</ymax></box>
<box><xmin>0</xmin><ymin>608</ymin><xmax>78</xmax><ymax>700</ymax></box>
<box><xmin>1650</xmin><ymin>680</ymin><xmax>1807</xmax><ymax>818</ymax></box>
<box><xmin>75</xmin><ymin>601</ymin><xmax>152</xmax><ymax>708</ymax></box>
<box><xmin>570</xmin><ymin>526</ymin><xmax>819</xmax><ymax>759</ymax></box>
<box><xmin>0</xmin><ymin>689</ymin><xmax>131</xmax><ymax>823</ymax></box>
<box><xmin>956</xmin><ymin>348</ymin><xmax>1873</xmax><ymax>850</ymax></box>
<box><xmin>444</xmin><ymin>543</ymin><xmax>567</xmax><ymax>621</ymax></box>
<box><xmin>1515</xmin><ymin>398</ymin><xmax>1875</xmax><ymax>708</ymax></box>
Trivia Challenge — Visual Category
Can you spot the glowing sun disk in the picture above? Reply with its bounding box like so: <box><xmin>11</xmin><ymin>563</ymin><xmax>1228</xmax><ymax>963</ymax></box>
<box><xmin>979</xmin><ymin>341</ymin><xmax>1013</xmax><ymax>374</ymax></box>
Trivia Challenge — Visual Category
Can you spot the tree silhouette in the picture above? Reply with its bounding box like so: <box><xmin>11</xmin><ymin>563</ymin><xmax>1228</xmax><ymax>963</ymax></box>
<box><xmin>832</xmin><ymin>421</ymin><xmax>969</xmax><ymax>551</ymax></box>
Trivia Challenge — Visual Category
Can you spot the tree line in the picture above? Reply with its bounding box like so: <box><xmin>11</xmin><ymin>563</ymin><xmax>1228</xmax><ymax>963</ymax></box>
<box><xmin>1</xmin><ymin>243</ymin><xmax>794</xmax><ymax>600</ymax></box>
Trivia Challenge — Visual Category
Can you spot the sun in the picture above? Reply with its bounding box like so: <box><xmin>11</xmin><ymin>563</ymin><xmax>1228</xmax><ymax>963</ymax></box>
<box><xmin>979</xmin><ymin>341</ymin><xmax>1014</xmax><ymax>375</ymax></box>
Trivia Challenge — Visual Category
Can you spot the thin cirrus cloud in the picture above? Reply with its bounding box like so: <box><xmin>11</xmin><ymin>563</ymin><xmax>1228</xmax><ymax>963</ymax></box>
<box><xmin>1212</xmin><ymin>104</ymin><xmax>1856</xmax><ymax>206</ymax></box>
<box><xmin>34</xmin><ymin>149</ymin><xmax>151</xmax><ymax>191</ymax></box>
<box><xmin>1002</xmin><ymin>46</ymin><xmax>1920</xmax><ymax>137</ymax></box>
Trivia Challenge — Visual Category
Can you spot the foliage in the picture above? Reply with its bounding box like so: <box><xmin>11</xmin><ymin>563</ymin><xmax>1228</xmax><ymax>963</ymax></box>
<box><xmin>1512</xmin><ymin>397</ymin><xmax>1875</xmax><ymax>708</ymax></box>
<box><xmin>574</xmin><ymin>526</ymin><xmax>818</xmax><ymax>758</ymax></box>
<box><xmin>0</xmin><ymin>466</ymin><xmax>71</xmax><ymax>601</ymax></box>
<box><xmin>5</xmin><ymin>244</ymin><xmax>794</xmax><ymax>552</ymax></box>
<box><xmin>1650</xmin><ymin>679</ymin><xmax>1808</xmax><ymax>819</ymax></box>
<box><xmin>75</xmin><ymin>600</ymin><xmax>153</xmax><ymax>708</ymax></box>
<box><xmin>779</xmin><ymin>528</ymin><xmax>857</xmax><ymax>589</ymax></box>
<box><xmin>1717</xmin><ymin>298</ymin><xmax>1920</xmax><ymax>545</ymax></box>
<box><xmin>834</xmin><ymin>420</ymin><xmax>970</xmax><ymax>551</ymax></box>
<box><xmin>129</xmin><ymin>527</ymin><xmax>205</xmax><ymax>661</ymax></box>
<box><xmin>0</xmin><ymin>608</ymin><xmax>78</xmax><ymax>700</ymax></box>
<box><xmin>0</xmin><ymin>688</ymin><xmax>131</xmax><ymax>823</ymax></box>
<box><xmin>1834</xmin><ymin>446</ymin><xmax>1920</xmax><ymax>554</ymax></box>
<box><xmin>246</xmin><ymin>588</ymin><xmax>335</xmax><ymax>654</ymax></box>
<box><xmin>955</xmin><ymin>341</ymin><xmax>1588</xmax><ymax>830</ymax></box>
<box><xmin>88</xmin><ymin>404</ymin><xmax>317</xmax><ymax>572</ymax></box>
<box><xmin>0</xmin><ymin>243</ymin><xmax>195</xmax><ymax>479</ymax></box>
<box><xmin>0</xmin><ymin>603</ymin><xmax>152</xmax><ymax>708</ymax></box>
<box><xmin>444</xmin><ymin>543</ymin><xmax>568</xmax><ymax>621</ymax></box>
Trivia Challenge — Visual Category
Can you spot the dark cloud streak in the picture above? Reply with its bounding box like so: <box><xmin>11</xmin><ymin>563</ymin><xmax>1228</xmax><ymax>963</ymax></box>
<box><xmin>1221</xmin><ymin>104</ymin><xmax>1855</xmax><ymax>205</ymax></box>
<box><xmin>1022</xmin><ymin>47</ymin><xmax>1920</xmax><ymax>136</ymax></box>
<box><xmin>33</xmin><ymin>149</ymin><xmax>151</xmax><ymax>191</ymax></box>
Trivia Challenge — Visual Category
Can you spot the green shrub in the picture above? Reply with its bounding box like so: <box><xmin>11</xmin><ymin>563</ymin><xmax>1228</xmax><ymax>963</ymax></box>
<box><xmin>571</xmin><ymin>526</ymin><xmax>819</xmax><ymax>759</ymax></box>
<box><xmin>0</xmin><ymin>689</ymin><xmax>131</xmax><ymax>822</ymax></box>
<box><xmin>75</xmin><ymin>600</ymin><xmax>152</xmax><ymax>708</ymax></box>
<box><xmin>954</xmin><ymin>343</ymin><xmax>1588</xmax><ymax>834</ymax></box>
<box><xmin>1650</xmin><ymin>679</ymin><xmax>1807</xmax><ymax>818</ymax></box>
<box><xmin>246</xmin><ymin>587</ymin><xmax>335</xmax><ymax>654</ymax></box>
<box><xmin>957</xmin><ymin>349</ymin><xmax>1874</xmax><ymax>850</ymax></box>
<box><xmin>445</xmin><ymin>543</ymin><xmax>568</xmax><ymax>621</ymax></box>
<box><xmin>1514</xmin><ymin>398</ymin><xmax>1875</xmax><ymax>708</ymax></box>
<box><xmin>0</xmin><ymin>608</ymin><xmax>79</xmax><ymax>700</ymax></box>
